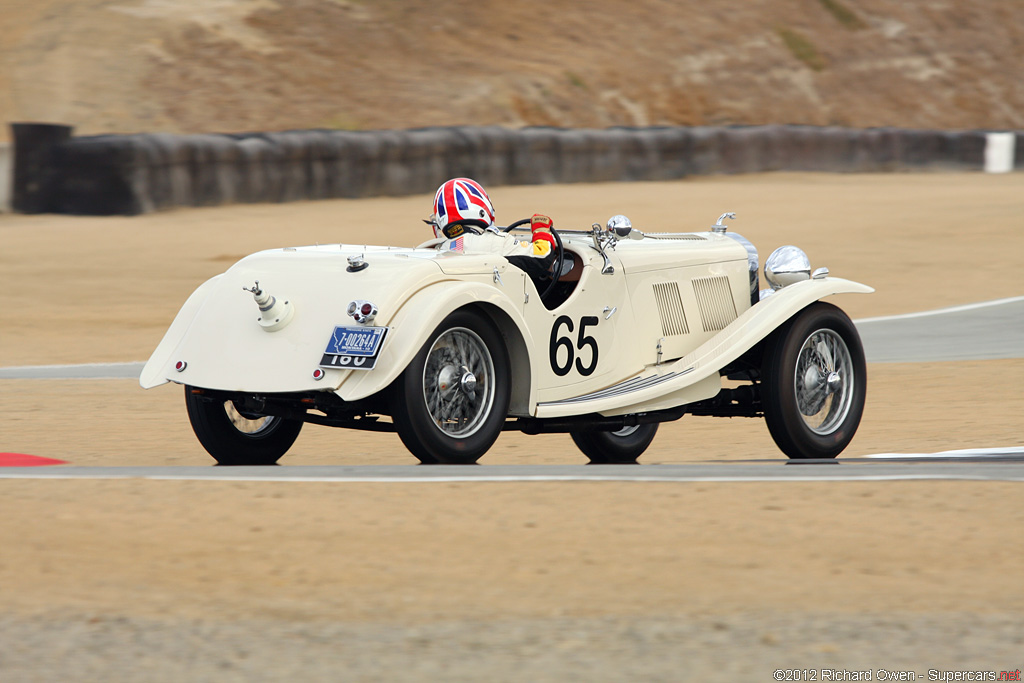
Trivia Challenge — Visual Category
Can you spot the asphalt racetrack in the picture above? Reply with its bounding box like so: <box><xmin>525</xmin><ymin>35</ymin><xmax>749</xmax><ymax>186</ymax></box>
<box><xmin>1</xmin><ymin>456</ymin><xmax>1024</xmax><ymax>482</ymax></box>
<box><xmin>3</xmin><ymin>294</ymin><xmax>1022</xmax><ymax>483</ymax></box>
<box><xmin>5</xmin><ymin>294</ymin><xmax>1023</xmax><ymax>382</ymax></box>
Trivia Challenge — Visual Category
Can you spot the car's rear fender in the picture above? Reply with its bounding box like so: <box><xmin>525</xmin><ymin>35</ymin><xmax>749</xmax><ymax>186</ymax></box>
<box><xmin>140</xmin><ymin>274</ymin><xmax>223</xmax><ymax>389</ymax></box>
<box><xmin>335</xmin><ymin>280</ymin><xmax>537</xmax><ymax>413</ymax></box>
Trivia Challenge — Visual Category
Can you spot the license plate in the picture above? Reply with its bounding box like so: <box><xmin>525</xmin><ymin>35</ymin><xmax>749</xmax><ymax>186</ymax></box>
<box><xmin>320</xmin><ymin>326</ymin><xmax>389</xmax><ymax>370</ymax></box>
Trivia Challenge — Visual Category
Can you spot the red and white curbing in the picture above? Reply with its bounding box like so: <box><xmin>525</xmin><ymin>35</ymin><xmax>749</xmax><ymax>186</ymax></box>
<box><xmin>0</xmin><ymin>453</ymin><xmax>68</xmax><ymax>467</ymax></box>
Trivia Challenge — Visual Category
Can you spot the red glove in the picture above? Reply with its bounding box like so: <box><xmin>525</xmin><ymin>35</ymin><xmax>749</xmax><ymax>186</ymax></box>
<box><xmin>530</xmin><ymin>214</ymin><xmax>556</xmax><ymax>248</ymax></box>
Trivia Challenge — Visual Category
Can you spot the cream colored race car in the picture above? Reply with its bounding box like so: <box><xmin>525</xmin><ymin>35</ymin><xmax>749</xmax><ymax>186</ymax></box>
<box><xmin>141</xmin><ymin>213</ymin><xmax>872</xmax><ymax>465</ymax></box>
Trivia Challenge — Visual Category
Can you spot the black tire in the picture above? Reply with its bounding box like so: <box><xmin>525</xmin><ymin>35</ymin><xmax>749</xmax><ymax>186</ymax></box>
<box><xmin>570</xmin><ymin>423</ymin><xmax>659</xmax><ymax>464</ymax></box>
<box><xmin>761</xmin><ymin>302</ymin><xmax>866</xmax><ymax>459</ymax></box>
<box><xmin>184</xmin><ymin>387</ymin><xmax>303</xmax><ymax>465</ymax></box>
<box><xmin>390</xmin><ymin>310</ymin><xmax>511</xmax><ymax>464</ymax></box>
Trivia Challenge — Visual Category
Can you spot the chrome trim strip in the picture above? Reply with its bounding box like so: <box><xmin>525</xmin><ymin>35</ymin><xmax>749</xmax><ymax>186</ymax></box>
<box><xmin>538</xmin><ymin>368</ymin><xmax>694</xmax><ymax>407</ymax></box>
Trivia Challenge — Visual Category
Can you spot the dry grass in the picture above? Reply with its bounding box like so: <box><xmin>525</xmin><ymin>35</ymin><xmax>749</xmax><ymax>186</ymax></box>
<box><xmin>777</xmin><ymin>27</ymin><xmax>827</xmax><ymax>71</ymax></box>
<box><xmin>819</xmin><ymin>0</ymin><xmax>867</xmax><ymax>30</ymax></box>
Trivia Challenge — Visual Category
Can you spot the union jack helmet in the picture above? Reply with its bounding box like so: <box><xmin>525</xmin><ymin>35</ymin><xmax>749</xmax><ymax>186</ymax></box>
<box><xmin>431</xmin><ymin>178</ymin><xmax>496</xmax><ymax>239</ymax></box>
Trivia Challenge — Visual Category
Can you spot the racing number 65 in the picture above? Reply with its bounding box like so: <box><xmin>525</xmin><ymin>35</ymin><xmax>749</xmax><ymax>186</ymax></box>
<box><xmin>549</xmin><ymin>315</ymin><xmax>599</xmax><ymax>377</ymax></box>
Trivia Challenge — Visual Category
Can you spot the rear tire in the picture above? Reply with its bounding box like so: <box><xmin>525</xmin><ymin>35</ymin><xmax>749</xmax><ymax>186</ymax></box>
<box><xmin>390</xmin><ymin>311</ymin><xmax>511</xmax><ymax>464</ymax></box>
<box><xmin>184</xmin><ymin>387</ymin><xmax>302</xmax><ymax>465</ymax></box>
<box><xmin>570</xmin><ymin>423</ymin><xmax>659</xmax><ymax>464</ymax></box>
<box><xmin>760</xmin><ymin>302</ymin><xmax>866</xmax><ymax>459</ymax></box>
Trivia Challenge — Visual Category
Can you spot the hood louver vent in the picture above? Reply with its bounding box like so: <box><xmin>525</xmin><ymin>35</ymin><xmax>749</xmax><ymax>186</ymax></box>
<box><xmin>653</xmin><ymin>281</ymin><xmax>689</xmax><ymax>336</ymax></box>
<box><xmin>646</xmin><ymin>233</ymin><xmax>707</xmax><ymax>241</ymax></box>
<box><xmin>693</xmin><ymin>276</ymin><xmax>737</xmax><ymax>332</ymax></box>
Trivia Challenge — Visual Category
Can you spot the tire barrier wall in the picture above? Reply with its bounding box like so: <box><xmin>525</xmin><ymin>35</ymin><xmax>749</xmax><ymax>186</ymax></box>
<box><xmin>10</xmin><ymin>123</ymin><xmax>1021</xmax><ymax>215</ymax></box>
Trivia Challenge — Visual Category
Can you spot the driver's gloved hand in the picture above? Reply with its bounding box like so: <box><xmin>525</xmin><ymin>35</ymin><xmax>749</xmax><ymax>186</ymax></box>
<box><xmin>530</xmin><ymin>214</ymin><xmax>556</xmax><ymax>248</ymax></box>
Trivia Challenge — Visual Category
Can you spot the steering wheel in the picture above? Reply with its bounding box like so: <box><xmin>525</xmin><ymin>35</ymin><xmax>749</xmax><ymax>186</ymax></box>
<box><xmin>503</xmin><ymin>218</ymin><xmax>565</xmax><ymax>301</ymax></box>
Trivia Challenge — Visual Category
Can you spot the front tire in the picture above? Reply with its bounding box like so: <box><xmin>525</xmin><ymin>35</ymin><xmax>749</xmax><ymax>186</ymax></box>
<box><xmin>390</xmin><ymin>310</ymin><xmax>511</xmax><ymax>464</ymax></box>
<box><xmin>761</xmin><ymin>302</ymin><xmax>866</xmax><ymax>459</ymax></box>
<box><xmin>184</xmin><ymin>387</ymin><xmax>303</xmax><ymax>465</ymax></box>
<box><xmin>570</xmin><ymin>423</ymin><xmax>659</xmax><ymax>464</ymax></box>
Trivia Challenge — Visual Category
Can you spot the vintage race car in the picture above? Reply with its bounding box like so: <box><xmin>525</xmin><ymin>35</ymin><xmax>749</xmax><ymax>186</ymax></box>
<box><xmin>140</xmin><ymin>212</ymin><xmax>872</xmax><ymax>465</ymax></box>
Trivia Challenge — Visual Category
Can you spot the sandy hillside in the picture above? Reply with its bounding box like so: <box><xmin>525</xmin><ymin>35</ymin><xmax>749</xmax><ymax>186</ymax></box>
<box><xmin>1</xmin><ymin>0</ymin><xmax>1023</xmax><ymax>142</ymax></box>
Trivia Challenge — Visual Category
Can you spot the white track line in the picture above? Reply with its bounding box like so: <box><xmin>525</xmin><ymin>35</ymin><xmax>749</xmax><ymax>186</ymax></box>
<box><xmin>853</xmin><ymin>295</ymin><xmax>1024</xmax><ymax>324</ymax></box>
<box><xmin>863</xmin><ymin>447</ymin><xmax>1024</xmax><ymax>459</ymax></box>
<box><xmin>0</xmin><ymin>473</ymin><xmax>1020</xmax><ymax>483</ymax></box>
<box><xmin>0</xmin><ymin>362</ymin><xmax>144</xmax><ymax>380</ymax></box>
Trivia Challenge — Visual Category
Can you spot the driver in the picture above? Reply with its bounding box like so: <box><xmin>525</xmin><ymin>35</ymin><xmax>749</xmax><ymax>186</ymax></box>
<box><xmin>428</xmin><ymin>178</ymin><xmax>556</xmax><ymax>288</ymax></box>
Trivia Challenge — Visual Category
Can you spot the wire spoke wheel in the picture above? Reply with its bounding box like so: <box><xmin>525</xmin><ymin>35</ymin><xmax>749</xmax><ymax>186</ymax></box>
<box><xmin>761</xmin><ymin>303</ymin><xmax>866</xmax><ymax>459</ymax></box>
<box><xmin>570</xmin><ymin>421</ymin><xmax>659</xmax><ymax>464</ymax></box>
<box><xmin>422</xmin><ymin>327</ymin><xmax>496</xmax><ymax>438</ymax></box>
<box><xmin>184</xmin><ymin>387</ymin><xmax>302</xmax><ymax>465</ymax></box>
<box><xmin>794</xmin><ymin>329</ymin><xmax>855</xmax><ymax>435</ymax></box>
<box><xmin>391</xmin><ymin>311</ymin><xmax>510</xmax><ymax>464</ymax></box>
<box><xmin>226</xmin><ymin>401</ymin><xmax>278</xmax><ymax>435</ymax></box>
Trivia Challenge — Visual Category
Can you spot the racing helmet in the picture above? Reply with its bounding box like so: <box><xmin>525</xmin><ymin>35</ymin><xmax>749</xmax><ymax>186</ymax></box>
<box><xmin>431</xmin><ymin>178</ymin><xmax>496</xmax><ymax>239</ymax></box>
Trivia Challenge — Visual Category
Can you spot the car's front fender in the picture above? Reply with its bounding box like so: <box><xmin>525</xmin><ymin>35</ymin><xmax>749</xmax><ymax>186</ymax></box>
<box><xmin>725</xmin><ymin>276</ymin><xmax>875</xmax><ymax>363</ymax></box>
<box><xmin>535</xmin><ymin>276</ymin><xmax>873</xmax><ymax>418</ymax></box>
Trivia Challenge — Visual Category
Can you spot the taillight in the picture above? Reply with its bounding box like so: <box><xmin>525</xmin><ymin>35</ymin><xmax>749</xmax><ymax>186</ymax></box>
<box><xmin>347</xmin><ymin>300</ymin><xmax>377</xmax><ymax>324</ymax></box>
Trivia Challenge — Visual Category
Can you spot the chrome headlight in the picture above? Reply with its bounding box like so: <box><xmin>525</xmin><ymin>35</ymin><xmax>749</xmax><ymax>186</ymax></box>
<box><xmin>606</xmin><ymin>214</ymin><xmax>633</xmax><ymax>238</ymax></box>
<box><xmin>764</xmin><ymin>246</ymin><xmax>811</xmax><ymax>290</ymax></box>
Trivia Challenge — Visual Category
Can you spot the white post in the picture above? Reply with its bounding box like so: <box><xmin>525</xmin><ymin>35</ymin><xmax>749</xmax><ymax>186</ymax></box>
<box><xmin>0</xmin><ymin>143</ymin><xmax>11</xmax><ymax>211</ymax></box>
<box><xmin>984</xmin><ymin>132</ymin><xmax>1016</xmax><ymax>173</ymax></box>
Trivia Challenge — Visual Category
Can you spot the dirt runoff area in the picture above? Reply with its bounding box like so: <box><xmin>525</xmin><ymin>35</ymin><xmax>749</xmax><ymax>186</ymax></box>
<box><xmin>1</xmin><ymin>173</ymin><xmax>1023</xmax><ymax>681</ymax></box>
